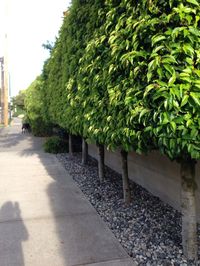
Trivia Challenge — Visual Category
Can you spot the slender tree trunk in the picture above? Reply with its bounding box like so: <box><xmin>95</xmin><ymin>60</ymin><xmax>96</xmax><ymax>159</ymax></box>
<box><xmin>68</xmin><ymin>134</ymin><xmax>73</xmax><ymax>156</ymax></box>
<box><xmin>180</xmin><ymin>159</ymin><xmax>197</xmax><ymax>262</ymax></box>
<box><xmin>82</xmin><ymin>138</ymin><xmax>88</xmax><ymax>165</ymax></box>
<box><xmin>97</xmin><ymin>143</ymin><xmax>104</xmax><ymax>182</ymax></box>
<box><xmin>121</xmin><ymin>150</ymin><xmax>131</xmax><ymax>204</ymax></box>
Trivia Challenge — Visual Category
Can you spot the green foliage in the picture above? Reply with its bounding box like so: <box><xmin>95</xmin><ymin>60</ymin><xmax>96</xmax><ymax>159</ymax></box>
<box><xmin>42</xmin><ymin>0</ymin><xmax>105</xmax><ymax>134</ymax></box>
<box><xmin>12</xmin><ymin>107</ymin><xmax>26</xmax><ymax>117</ymax></box>
<box><xmin>76</xmin><ymin>1</ymin><xmax>151</xmax><ymax>153</ymax></box>
<box><xmin>42</xmin><ymin>40</ymin><xmax>54</xmax><ymax>52</ymax></box>
<box><xmin>43</xmin><ymin>136</ymin><xmax>68</xmax><ymax>153</ymax></box>
<box><xmin>25</xmin><ymin>0</ymin><xmax>200</xmax><ymax>161</ymax></box>
<box><xmin>22</xmin><ymin>114</ymin><xmax>29</xmax><ymax>122</ymax></box>
<box><xmin>11</xmin><ymin>90</ymin><xmax>26</xmax><ymax>110</ymax></box>
<box><xmin>24</xmin><ymin>76</ymin><xmax>52</xmax><ymax>136</ymax></box>
<box><xmin>132</xmin><ymin>0</ymin><xmax>200</xmax><ymax>160</ymax></box>
<box><xmin>77</xmin><ymin>0</ymin><xmax>200</xmax><ymax>159</ymax></box>
<box><xmin>30</xmin><ymin>118</ymin><xmax>53</xmax><ymax>137</ymax></box>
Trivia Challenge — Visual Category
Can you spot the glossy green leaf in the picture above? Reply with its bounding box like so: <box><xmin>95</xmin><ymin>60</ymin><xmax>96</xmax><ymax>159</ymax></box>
<box><xmin>181</xmin><ymin>95</ymin><xmax>189</xmax><ymax>107</ymax></box>
<box><xmin>186</xmin><ymin>0</ymin><xmax>199</xmax><ymax>6</ymax></box>
<box><xmin>151</xmin><ymin>35</ymin><xmax>166</xmax><ymax>46</ymax></box>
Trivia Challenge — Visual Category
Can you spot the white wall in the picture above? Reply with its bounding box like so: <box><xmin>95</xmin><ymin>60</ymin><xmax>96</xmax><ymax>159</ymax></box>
<box><xmin>88</xmin><ymin>144</ymin><xmax>200</xmax><ymax>221</ymax></box>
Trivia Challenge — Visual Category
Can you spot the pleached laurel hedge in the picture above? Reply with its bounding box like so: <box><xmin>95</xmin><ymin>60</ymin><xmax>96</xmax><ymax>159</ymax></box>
<box><xmin>25</xmin><ymin>0</ymin><xmax>200</xmax><ymax>261</ymax></box>
<box><xmin>41</xmin><ymin>0</ymin><xmax>106</xmax><ymax>136</ymax></box>
<box><xmin>24</xmin><ymin>77</ymin><xmax>53</xmax><ymax>136</ymax></box>
<box><xmin>76</xmin><ymin>0</ymin><xmax>200</xmax><ymax>159</ymax></box>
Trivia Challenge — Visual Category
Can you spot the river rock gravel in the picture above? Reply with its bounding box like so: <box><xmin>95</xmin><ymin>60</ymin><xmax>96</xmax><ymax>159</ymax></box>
<box><xmin>56</xmin><ymin>152</ymin><xmax>200</xmax><ymax>266</ymax></box>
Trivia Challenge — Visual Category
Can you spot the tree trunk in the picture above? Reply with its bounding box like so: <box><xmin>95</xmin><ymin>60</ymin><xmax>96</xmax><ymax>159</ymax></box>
<box><xmin>121</xmin><ymin>150</ymin><xmax>131</xmax><ymax>204</ymax></box>
<box><xmin>180</xmin><ymin>159</ymin><xmax>197</xmax><ymax>262</ymax></box>
<box><xmin>82</xmin><ymin>138</ymin><xmax>88</xmax><ymax>165</ymax></box>
<box><xmin>97</xmin><ymin>143</ymin><xmax>104</xmax><ymax>182</ymax></box>
<box><xmin>68</xmin><ymin>134</ymin><xmax>73</xmax><ymax>156</ymax></box>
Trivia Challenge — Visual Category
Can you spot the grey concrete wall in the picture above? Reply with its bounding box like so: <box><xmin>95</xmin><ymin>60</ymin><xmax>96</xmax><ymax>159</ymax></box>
<box><xmin>88</xmin><ymin>144</ymin><xmax>200</xmax><ymax>221</ymax></box>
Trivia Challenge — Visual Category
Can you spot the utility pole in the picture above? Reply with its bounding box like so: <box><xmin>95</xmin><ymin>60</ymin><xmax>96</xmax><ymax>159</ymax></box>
<box><xmin>0</xmin><ymin>54</ymin><xmax>8</xmax><ymax>126</ymax></box>
<box><xmin>0</xmin><ymin>1</ymin><xmax>9</xmax><ymax>126</ymax></box>
<box><xmin>2</xmin><ymin>0</ymin><xmax>9</xmax><ymax>127</ymax></box>
<box><xmin>0</xmin><ymin>56</ymin><xmax>4</xmax><ymax>124</ymax></box>
<box><xmin>3</xmin><ymin>35</ymin><xmax>8</xmax><ymax>126</ymax></box>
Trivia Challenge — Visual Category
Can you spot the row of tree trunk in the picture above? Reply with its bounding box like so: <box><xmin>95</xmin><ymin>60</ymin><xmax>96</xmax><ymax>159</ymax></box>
<box><xmin>180</xmin><ymin>159</ymin><xmax>197</xmax><ymax>261</ymax></box>
<box><xmin>68</xmin><ymin>135</ymin><xmax>131</xmax><ymax>202</ymax></box>
<box><xmin>68</xmin><ymin>134</ymin><xmax>198</xmax><ymax>262</ymax></box>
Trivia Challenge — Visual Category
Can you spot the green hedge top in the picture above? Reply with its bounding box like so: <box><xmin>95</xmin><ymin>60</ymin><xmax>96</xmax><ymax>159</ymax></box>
<box><xmin>76</xmin><ymin>0</ymin><xmax>200</xmax><ymax>160</ymax></box>
<box><xmin>42</xmin><ymin>0</ymin><xmax>105</xmax><ymax>134</ymax></box>
<box><xmin>26</xmin><ymin>0</ymin><xmax>200</xmax><ymax>161</ymax></box>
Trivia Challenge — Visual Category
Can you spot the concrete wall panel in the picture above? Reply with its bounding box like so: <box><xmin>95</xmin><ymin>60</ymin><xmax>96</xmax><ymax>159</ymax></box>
<box><xmin>88</xmin><ymin>144</ymin><xmax>200</xmax><ymax>221</ymax></box>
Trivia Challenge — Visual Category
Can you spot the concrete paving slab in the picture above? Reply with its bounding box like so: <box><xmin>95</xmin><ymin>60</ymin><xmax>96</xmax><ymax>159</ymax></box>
<box><xmin>0</xmin><ymin>164</ymin><xmax>70</xmax><ymax>179</ymax></box>
<box><xmin>0</xmin><ymin>152</ymin><xmax>58</xmax><ymax>165</ymax></box>
<box><xmin>0</xmin><ymin>166</ymin><xmax>75</xmax><ymax>193</ymax></box>
<box><xmin>0</xmin><ymin>214</ymin><xmax>129</xmax><ymax>266</ymax></box>
<box><xmin>0</xmin><ymin>184</ymin><xmax>96</xmax><ymax>222</ymax></box>
<box><xmin>0</xmin><ymin>119</ymin><xmax>135</xmax><ymax>266</ymax></box>
<box><xmin>0</xmin><ymin>133</ymin><xmax>45</xmax><ymax>152</ymax></box>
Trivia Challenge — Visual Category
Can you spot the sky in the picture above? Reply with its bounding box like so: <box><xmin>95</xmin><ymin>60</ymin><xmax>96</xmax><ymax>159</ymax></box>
<box><xmin>0</xmin><ymin>0</ymin><xmax>71</xmax><ymax>97</ymax></box>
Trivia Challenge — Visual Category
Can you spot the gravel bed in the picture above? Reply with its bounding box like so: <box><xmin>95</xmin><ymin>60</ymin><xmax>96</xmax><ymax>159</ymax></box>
<box><xmin>56</xmin><ymin>152</ymin><xmax>200</xmax><ymax>266</ymax></box>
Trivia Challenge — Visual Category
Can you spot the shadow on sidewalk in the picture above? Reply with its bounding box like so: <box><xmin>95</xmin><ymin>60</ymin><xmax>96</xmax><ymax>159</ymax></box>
<box><xmin>0</xmin><ymin>133</ymin><xmax>28</xmax><ymax>147</ymax></box>
<box><xmin>5</xmin><ymin>125</ymin><xmax>128</xmax><ymax>265</ymax></box>
<box><xmin>0</xmin><ymin>130</ymin><xmax>44</xmax><ymax>153</ymax></box>
<box><xmin>0</xmin><ymin>117</ymin><xmax>44</xmax><ymax>152</ymax></box>
<box><xmin>0</xmin><ymin>202</ymin><xmax>29</xmax><ymax>266</ymax></box>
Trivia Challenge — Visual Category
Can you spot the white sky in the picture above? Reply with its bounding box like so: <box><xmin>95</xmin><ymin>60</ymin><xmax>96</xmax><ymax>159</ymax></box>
<box><xmin>0</xmin><ymin>0</ymin><xmax>71</xmax><ymax>96</ymax></box>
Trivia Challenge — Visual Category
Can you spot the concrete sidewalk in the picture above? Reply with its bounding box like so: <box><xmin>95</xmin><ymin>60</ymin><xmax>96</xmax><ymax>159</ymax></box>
<box><xmin>0</xmin><ymin>118</ymin><xmax>135</xmax><ymax>266</ymax></box>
